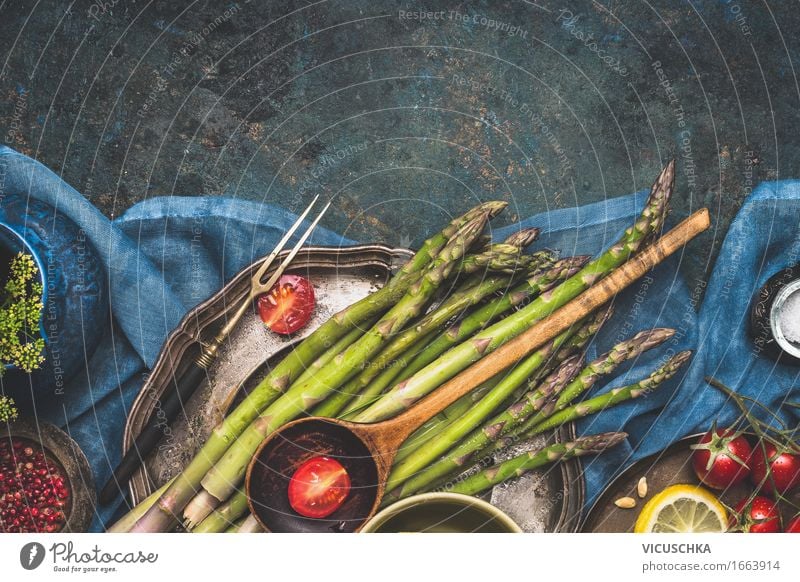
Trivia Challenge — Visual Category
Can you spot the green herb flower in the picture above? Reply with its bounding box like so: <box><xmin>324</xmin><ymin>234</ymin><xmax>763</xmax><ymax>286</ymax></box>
<box><xmin>0</xmin><ymin>395</ymin><xmax>18</xmax><ymax>422</ymax></box>
<box><xmin>0</xmin><ymin>253</ymin><xmax>45</xmax><ymax>375</ymax></box>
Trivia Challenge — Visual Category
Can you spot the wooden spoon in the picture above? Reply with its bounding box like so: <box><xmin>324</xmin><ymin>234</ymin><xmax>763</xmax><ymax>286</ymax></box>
<box><xmin>245</xmin><ymin>208</ymin><xmax>711</xmax><ymax>532</ymax></box>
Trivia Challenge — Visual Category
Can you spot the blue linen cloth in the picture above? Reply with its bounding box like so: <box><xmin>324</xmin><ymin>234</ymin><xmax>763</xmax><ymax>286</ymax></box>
<box><xmin>0</xmin><ymin>145</ymin><xmax>798</xmax><ymax>531</ymax></box>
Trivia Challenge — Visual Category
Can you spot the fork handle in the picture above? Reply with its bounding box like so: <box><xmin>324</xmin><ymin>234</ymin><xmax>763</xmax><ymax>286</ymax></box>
<box><xmin>99</xmin><ymin>361</ymin><xmax>208</xmax><ymax>505</ymax></box>
<box><xmin>101</xmin><ymin>288</ymin><xmax>244</xmax><ymax>505</ymax></box>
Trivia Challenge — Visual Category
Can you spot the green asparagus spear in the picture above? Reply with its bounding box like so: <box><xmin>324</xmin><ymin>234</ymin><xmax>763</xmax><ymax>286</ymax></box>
<box><xmin>338</xmin><ymin>256</ymin><xmax>590</xmax><ymax>419</ymax></box>
<box><xmin>390</xmin><ymin>201</ymin><xmax>508</xmax><ymax>284</ymax></box>
<box><xmin>106</xmin><ymin>478</ymin><xmax>174</xmax><ymax>533</ymax></box>
<box><xmin>191</xmin><ymin>489</ymin><xmax>249</xmax><ymax>533</ymax></box>
<box><xmin>355</xmin><ymin>161</ymin><xmax>674</xmax><ymax>423</ymax></box>
<box><xmin>512</xmin><ymin>328</ymin><xmax>676</xmax><ymax>437</ymax></box>
<box><xmin>524</xmin><ymin>350</ymin><xmax>692</xmax><ymax>436</ymax></box>
<box><xmin>508</xmin><ymin>306</ymin><xmax>613</xmax><ymax>404</ymax></box>
<box><xmin>290</xmin><ymin>323</ymin><xmax>373</xmax><ymax>390</ymax></box>
<box><xmin>194</xmin><ymin>214</ymin><xmax>490</xmax><ymax>510</ymax></box>
<box><xmin>459</xmin><ymin>248</ymin><xmax>556</xmax><ymax>275</ymax></box>
<box><xmin>386</xmin><ymin>353</ymin><xmax>584</xmax><ymax>500</ymax></box>
<box><xmin>314</xmin><ymin>273</ymin><xmax>513</xmax><ymax>418</ymax></box>
<box><xmin>231</xmin><ymin>515</ymin><xmax>263</xmax><ymax>533</ymax></box>
<box><xmin>392</xmin><ymin>325</ymin><xmax>674</xmax><ymax>498</ymax></box>
<box><xmin>224</xmin><ymin>516</ymin><xmax>248</xmax><ymax>533</ymax></box>
<box><xmin>390</xmin><ymin>378</ymin><xmax>502</xmax><ymax>464</ymax></box>
<box><xmin>124</xmin><ymin>202</ymin><xmax>505</xmax><ymax>533</ymax></box>
<box><xmin>444</xmin><ymin>432</ymin><xmax>628</xmax><ymax>496</ymax></box>
<box><xmin>502</xmin><ymin>227</ymin><xmax>540</xmax><ymax>249</ymax></box>
<box><xmin>391</xmin><ymin>307</ymin><xmax>612</xmax><ymax>465</ymax></box>
<box><xmin>392</xmin><ymin>255</ymin><xmax>592</xmax><ymax>388</ymax></box>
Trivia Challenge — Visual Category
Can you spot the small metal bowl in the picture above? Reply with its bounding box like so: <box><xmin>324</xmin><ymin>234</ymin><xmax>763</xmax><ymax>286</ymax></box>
<box><xmin>749</xmin><ymin>264</ymin><xmax>800</xmax><ymax>365</ymax></box>
<box><xmin>771</xmin><ymin>278</ymin><xmax>800</xmax><ymax>360</ymax></box>
<box><xmin>1</xmin><ymin>417</ymin><xmax>96</xmax><ymax>532</ymax></box>
<box><xmin>360</xmin><ymin>492</ymin><xmax>523</xmax><ymax>533</ymax></box>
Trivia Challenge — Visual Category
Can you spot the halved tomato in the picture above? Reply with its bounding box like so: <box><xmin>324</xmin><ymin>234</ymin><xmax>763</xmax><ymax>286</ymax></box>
<box><xmin>288</xmin><ymin>456</ymin><xmax>351</xmax><ymax>519</ymax></box>
<box><xmin>257</xmin><ymin>274</ymin><xmax>315</xmax><ymax>335</ymax></box>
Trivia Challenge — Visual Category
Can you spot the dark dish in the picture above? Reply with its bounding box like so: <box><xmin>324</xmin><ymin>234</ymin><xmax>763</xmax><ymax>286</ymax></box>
<box><xmin>582</xmin><ymin>434</ymin><xmax>800</xmax><ymax>532</ymax></box>
<box><xmin>0</xmin><ymin>417</ymin><xmax>95</xmax><ymax>532</ymax></box>
<box><xmin>749</xmin><ymin>264</ymin><xmax>800</xmax><ymax>365</ymax></box>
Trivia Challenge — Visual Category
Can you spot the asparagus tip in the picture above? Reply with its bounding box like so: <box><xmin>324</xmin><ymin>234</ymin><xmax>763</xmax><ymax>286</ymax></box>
<box><xmin>482</xmin><ymin>200</ymin><xmax>509</xmax><ymax>218</ymax></box>
<box><xmin>576</xmin><ymin>431</ymin><xmax>629</xmax><ymax>454</ymax></box>
<box><xmin>649</xmin><ymin>350</ymin><xmax>692</xmax><ymax>385</ymax></box>
<box><xmin>647</xmin><ymin>161</ymin><xmax>675</xmax><ymax>218</ymax></box>
<box><xmin>503</xmin><ymin>227</ymin><xmax>540</xmax><ymax>249</ymax></box>
<box><xmin>670</xmin><ymin>350</ymin><xmax>693</xmax><ymax>369</ymax></box>
<box><xmin>630</xmin><ymin>327</ymin><xmax>676</xmax><ymax>352</ymax></box>
<box><xmin>591</xmin><ymin>303</ymin><xmax>615</xmax><ymax>330</ymax></box>
<box><xmin>556</xmin><ymin>353</ymin><xmax>585</xmax><ymax>385</ymax></box>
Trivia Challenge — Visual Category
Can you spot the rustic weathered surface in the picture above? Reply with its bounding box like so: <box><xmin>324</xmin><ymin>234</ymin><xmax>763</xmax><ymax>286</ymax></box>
<box><xmin>0</xmin><ymin>1</ymin><xmax>793</xmax><ymax>289</ymax></box>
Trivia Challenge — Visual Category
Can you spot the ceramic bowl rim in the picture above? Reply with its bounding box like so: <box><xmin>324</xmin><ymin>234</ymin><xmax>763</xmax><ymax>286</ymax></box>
<box><xmin>360</xmin><ymin>491</ymin><xmax>523</xmax><ymax>533</ymax></box>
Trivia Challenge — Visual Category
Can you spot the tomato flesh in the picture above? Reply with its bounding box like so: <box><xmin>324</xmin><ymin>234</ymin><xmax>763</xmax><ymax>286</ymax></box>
<box><xmin>288</xmin><ymin>456</ymin><xmax>351</xmax><ymax>519</ymax></box>
<box><xmin>257</xmin><ymin>274</ymin><xmax>315</xmax><ymax>335</ymax></box>
<box><xmin>732</xmin><ymin>496</ymin><xmax>781</xmax><ymax>533</ymax></box>
<box><xmin>750</xmin><ymin>442</ymin><xmax>800</xmax><ymax>494</ymax></box>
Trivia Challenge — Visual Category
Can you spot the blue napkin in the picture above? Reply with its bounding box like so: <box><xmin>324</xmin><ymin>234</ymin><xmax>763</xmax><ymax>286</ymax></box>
<box><xmin>1</xmin><ymin>145</ymin><xmax>798</xmax><ymax>531</ymax></box>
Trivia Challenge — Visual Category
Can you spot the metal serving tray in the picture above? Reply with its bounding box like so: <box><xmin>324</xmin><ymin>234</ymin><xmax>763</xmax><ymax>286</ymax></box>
<box><xmin>123</xmin><ymin>245</ymin><xmax>584</xmax><ymax>532</ymax></box>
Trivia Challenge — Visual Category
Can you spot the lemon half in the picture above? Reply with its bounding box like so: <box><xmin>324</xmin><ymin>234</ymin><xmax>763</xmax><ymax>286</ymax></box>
<box><xmin>634</xmin><ymin>484</ymin><xmax>728</xmax><ymax>533</ymax></box>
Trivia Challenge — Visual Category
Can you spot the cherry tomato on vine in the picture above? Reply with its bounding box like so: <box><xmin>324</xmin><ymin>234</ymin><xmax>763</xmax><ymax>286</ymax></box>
<box><xmin>750</xmin><ymin>442</ymin><xmax>800</xmax><ymax>495</ymax></box>
<box><xmin>731</xmin><ymin>496</ymin><xmax>781</xmax><ymax>533</ymax></box>
<box><xmin>257</xmin><ymin>274</ymin><xmax>315</xmax><ymax>335</ymax></box>
<box><xmin>690</xmin><ymin>428</ymin><xmax>752</xmax><ymax>490</ymax></box>
<box><xmin>288</xmin><ymin>456</ymin><xmax>351</xmax><ymax>519</ymax></box>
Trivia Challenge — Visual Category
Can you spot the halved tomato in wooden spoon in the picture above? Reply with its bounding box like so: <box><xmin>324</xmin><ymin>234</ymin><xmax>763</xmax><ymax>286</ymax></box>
<box><xmin>288</xmin><ymin>456</ymin><xmax>351</xmax><ymax>519</ymax></box>
<box><xmin>257</xmin><ymin>274</ymin><xmax>315</xmax><ymax>335</ymax></box>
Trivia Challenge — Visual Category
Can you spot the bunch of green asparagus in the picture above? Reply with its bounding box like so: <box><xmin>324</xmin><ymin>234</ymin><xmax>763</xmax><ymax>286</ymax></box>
<box><xmin>113</xmin><ymin>161</ymin><xmax>691</xmax><ymax>533</ymax></box>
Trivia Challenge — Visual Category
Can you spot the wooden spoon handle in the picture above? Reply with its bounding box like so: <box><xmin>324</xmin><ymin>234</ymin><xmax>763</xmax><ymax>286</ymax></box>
<box><xmin>377</xmin><ymin>208</ymin><xmax>710</xmax><ymax>448</ymax></box>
